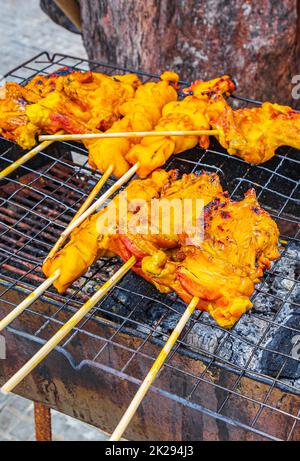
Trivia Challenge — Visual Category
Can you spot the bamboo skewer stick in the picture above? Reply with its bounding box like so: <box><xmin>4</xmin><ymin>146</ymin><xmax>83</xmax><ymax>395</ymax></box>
<box><xmin>45</xmin><ymin>164</ymin><xmax>113</xmax><ymax>263</ymax></box>
<box><xmin>1</xmin><ymin>257</ymin><xmax>136</xmax><ymax>395</ymax></box>
<box><xmin>0</xmin><ymin>270</ymin><xmax>60</xmax><ymax>333</ymax></box>
<box><xmin>0</xmin><ymin>166</ymin><xmax>113</xmax><ymax>331</ymax></box>
<box><xmin>110</xmin><ymin>296</ymin><xmax>199</xmax><ymax>441</ymax></box>
<box><xmin>39</xmin><ymin>130</ymin><xmax>218</xmax><ymax>142</ymax></box>
<box><xmin>60</xmin><ymin>162</ymin><xmax>139</xmax><ymax>240</ymax></box>
<box><xmin>0</xmin><ymin>161</ymin><xmax>134</xmax><ymax>332</ymax></box>
<box><xmin>0</xmin><ymin>140</ymin><xmax>55</xmax><ymax>180</ymax></box>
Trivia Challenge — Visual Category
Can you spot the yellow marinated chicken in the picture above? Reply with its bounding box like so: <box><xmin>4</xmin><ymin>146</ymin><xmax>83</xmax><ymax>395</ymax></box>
<box><xmin>25</xmin><ymin>70</ymin><xmax>141</xmax><ymax>140</ymax></box>
<box><xmin>176</xmin><ymin>189</ymin><xmax>280</xmax><ymax>327</ymax></box>
<box><xmin>126</xmin><ymin>95</ymin><xmax>210</xmax><ymax>177</ymax></box>
<box><xmin>61</xmin><ymin>71</ymin><xmax>141</xmax><ymax>131</ymax></box>
<box><xmin>25</xmin><ymin>90</ymin><xmax>92</xmax><ymax>136</ymax></box>
<box><xmin>43</xmin><ymin>169</ymin><xmax>174</xmax><ymax>292</ymax></box>
<box><xmin>43</xmin><ymin>169</ymin><xmax>222</xmax><ymax>293</ymax></box>
<box><xmin>22</xmin><ymin>68</ymin><xmax>140</xmax><ymax>124</ymax></box>
<box><xmin>85</xmin><ymin>72</ymin><xmax>179</xmax><ymax>177</ymax></box>
<box><xmin>206</xmin><ymin>94</ymin><xmax>300</xmax><ymax>164</ymax></box>
<box><xmin>125</xmin><ymin>75</ymin><xmax>236</xmax><ymax>178</ymax></box>
<box><xmin>43</xmin><ymin>168</ymin><xmax>279</xmax><ymax>327</ymax></box>
<box><xmin>0</xmin><ymin>68</ymin><xmax>79</xmax><ymax>148</ymax></box>
<box><xmin>113</xmin><ymin>186</ymin><xmax>279</xmax><ymax>328</ymax></box>
<box><xmin>0</xmin><ymin>82</ymin><xmax>38</xmax><ymax>149</ymax></box>
<box><xmin>0</xmin><ymin>68</ymin><xmax>141</xmax><ymax>150</ymax></box>
<box><xmin>185</xmin><ymin>75</ymin><xmax>236</xmax><ymax>100</ymax></box>
<box><xmin>0</xmin><ymin>68</ymin><xmax>88</xmax><ymax>148</ymax></box>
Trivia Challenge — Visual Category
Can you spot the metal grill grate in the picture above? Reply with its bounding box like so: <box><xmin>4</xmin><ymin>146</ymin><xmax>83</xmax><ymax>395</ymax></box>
<box><xmin>0</xmin><ymin>52</ymin><xmax>299</xmax><ymax>441</ymax></box>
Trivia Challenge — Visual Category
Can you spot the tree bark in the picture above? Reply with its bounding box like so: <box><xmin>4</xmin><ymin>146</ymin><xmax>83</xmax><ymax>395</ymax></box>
<box><xmin>79</xmin><ymin>0</ymin><xmax>300</xmax><ymax>107</ymax></box>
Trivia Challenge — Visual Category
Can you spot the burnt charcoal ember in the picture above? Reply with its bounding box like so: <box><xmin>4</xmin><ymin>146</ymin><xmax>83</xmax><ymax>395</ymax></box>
<box><xmin>183</xmin><ymin>241</ymin><xmax>300</xmax><ymax>388</ymax></box>
<box><xmin>212</xmin><ymin>315</ymin><xmax>267</xmax><ymax>370</ymax></box>
<box><xmin>252</xmin><ymin>292</ymin><xmax>282</xmax><ymax>316</ymax></box>
<box><xmin>257</xmin><ymin>242</ymin><xmax>300</xmax><ymax>385</ymax></box>
<box><xmin>186</xmin><ymin>318</ymin><xmax>226</xmax><ymax>356</ymax></box>
<box><xmin>261</xmin><ymin>312</ymin><xmax>300</xmax><ymax>381</ymax></box>
<box><xmin>82</xmin><ymin>266</ymin><xmax>187</xmax><ymax>336</ymax></box>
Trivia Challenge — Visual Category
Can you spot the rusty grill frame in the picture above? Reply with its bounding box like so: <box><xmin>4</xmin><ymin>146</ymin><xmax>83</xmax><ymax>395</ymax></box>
<box><xmin>0</xmin><ymin>52</ymin><xmax>299</xmax><ymax>441</ymax></box>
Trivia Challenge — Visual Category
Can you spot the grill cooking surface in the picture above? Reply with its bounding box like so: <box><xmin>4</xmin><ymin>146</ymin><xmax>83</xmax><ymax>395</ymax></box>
<box><xmin>0</xmin><ymin>52</ymin><xmax>299</xmax><ymax>441</ymax></box>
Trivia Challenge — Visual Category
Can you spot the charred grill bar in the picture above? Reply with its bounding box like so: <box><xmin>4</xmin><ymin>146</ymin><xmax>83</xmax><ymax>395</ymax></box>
<box><xmin>0</xmin><ymin>52</ymin><xmax>299</xmax><ymax>441</ymax></box>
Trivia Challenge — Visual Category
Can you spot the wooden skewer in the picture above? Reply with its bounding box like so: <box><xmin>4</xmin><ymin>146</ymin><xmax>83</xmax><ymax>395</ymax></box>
<box><xmin>45</xmin><ymin>164</ymin><xmax>113</xmax><ymax>263</ymax></box>
<box><xmin>39</xmin><ymin>129</ymin><xmax>218</xmax><ymax>142</ymax></box>
<box><xmin>1</xmin><ymin>256</ymin><xmax>136</xmax><ymax>394</ymax></box>
<box><xmin>0</xmin><ymin>130</ymin><xmax>64</xmax><ymax>180</ymax></box>
<box><xmin>60</xmin><ymin>162</ymin><xmax>139</xmax><ymax>240</ymax></box>
<box><xmin>0</xmin><ymin>270</ymin><xmax>60</xmax><ymax>333</ymax></box>
<box><xmin>0</xmin><ymin>167</ymin><xmax>113</xmax><ymax>331</ymax></box>
<box><xmin>0</xmin><ymin>140</ymin><xmax>54</xmax><ymax>180</ymax></box>
<box><xmin>0</xmin><ymin>161</ymin><xmax>135</xmax><ymax>332</ymax></box>
<box><xmin>110</xmin><ymin>296</ymin><xmax>199</xmax><ymax>441</ymax></box>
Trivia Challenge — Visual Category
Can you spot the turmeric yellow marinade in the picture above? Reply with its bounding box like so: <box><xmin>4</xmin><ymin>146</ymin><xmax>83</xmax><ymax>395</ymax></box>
<box><xmin>43</xmin><ymin>169</ymin><xmax>280</xmax><ymax>328</ymax></box>
<box><xmin>0</xmin><ymin>68</ymin><xmax>141</xmax><ymax>149</ymax></box>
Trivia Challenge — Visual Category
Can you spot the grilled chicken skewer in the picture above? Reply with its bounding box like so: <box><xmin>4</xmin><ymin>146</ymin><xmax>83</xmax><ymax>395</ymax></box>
<box><xmin>1</xmin><ymin>169</ymin><xmax>280</xmax><ymax>394</ymax></box>
<box><xmin>0</xmin><ymin>68</ymin><xmax>141</xmax><ymax>149</ymax></box>
<box><xmin>35</xmin><ymin>76</ymin><xmax>235</xmax><ymax>245</ymax></box>
<box><xmin>0</xmin><ymin>67</ymin><xmax>141</xmax><ymax>177</ymax></box>
<box><xmin>38</xmin><ymin>75</ymin><xmax>235</xmax><ymax>179</ymax></box>
<box><xmin>43</xmin><ymin>169</ymin><xmax>280</xmax><ymax>327</ymax></box>
<box><xmin>205</xmin><ymin>93</ymin><xmax>300</xmax><ymax>164</ymax></box>
<box><xmin>0</xmin><ymin>72</ymin><xmax>234</xmax><ymax>186</ymax></box>
<box><xmin>184</xmin><ymin>78</ymin><xmax>300</xmax><ymax>164</ymax></box>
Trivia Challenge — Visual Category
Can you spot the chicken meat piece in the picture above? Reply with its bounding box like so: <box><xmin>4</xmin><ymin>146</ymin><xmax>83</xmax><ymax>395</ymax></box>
<box><xmin>126</xmin><ymin>95</ymin><xmax>210</xmax><ymax>177</ymax></box>
<box><xmin>206</xmin><ymin>94</ymin><xmax>300</xmax><ymax>164</ymax></box>
<box><xmin>86</xmin><ymin>72</ymin><xmax>179</xmax><ymax>177</ymax></box>
<box><xmin>184</xmin><ymin>75</ymin><xmax>236</xmax><ymax>100</ymax></box>
<box><xmin>61</xmin><ymin>71</ymin><xmax>141</xmax><ymax>131</ymax></box>
<box><xmin>43</xmin><ymin>169</ymin><xmax>279</xmax><ymax>327</ymax></box>
<box><xmin>113</xmin><ymin>188</ymin><xmax>279</xmax><ymax>328</ymax></box>
<box><xmin>0</xmin><ymin>82</ymin><xmax>38</xmax><ymax>149</ymax></box>
<box><xmin>25</xmin><ymin>70</ymin><xmax>141</xmax><ymax>138</ymax></box>
<box><xmin>126</xmin><ymin>75</ymin><xmax>236</xmax><ymax>178</ymax></box>
<box><xmin>0</xmin><ymin>67</ymin><xmax>141</xmax><ymax>150</ymax></box>
<box><xmin>43</xmin><ymin>169</ymin><xmax>221</xmax><ymax>292</ymax></box>
<box><xmin>176</xmin><ymin>189</ymin><xmax>280</xmax><ymax>327</ymax></box>
<box><xmin>25</xmin><ymin>90</ymin><xmax>92</xmax><ymax>135</ymax></box>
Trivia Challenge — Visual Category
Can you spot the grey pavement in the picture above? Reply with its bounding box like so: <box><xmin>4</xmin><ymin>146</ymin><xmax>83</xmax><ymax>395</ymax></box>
<box><xmin>0</xmin><ymin>0</ymin><xmax>87</xmax><ymax>76</ymax></box>
<box><xmin>0</xmin><ymin>392</ymin><xmax>107</xmax><ymax>441</ymax></box>
<box><xmin>0</xmin><ymin>0</ymin><xmax>108</xmax><ymax>441</ymax></box>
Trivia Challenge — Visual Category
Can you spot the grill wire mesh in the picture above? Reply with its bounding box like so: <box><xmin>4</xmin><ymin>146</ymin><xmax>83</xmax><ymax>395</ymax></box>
<box><xmin>0</xmin><ymin>52</ymin><xmax>299</xmax><ymax>441</ymax></box>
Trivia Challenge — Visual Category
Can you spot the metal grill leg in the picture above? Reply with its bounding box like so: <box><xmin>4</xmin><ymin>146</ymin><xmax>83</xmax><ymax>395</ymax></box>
<box><xmin>34</xmin><ymin>402</ymin><xmax>52</xmax><ymax>441</ymax></box>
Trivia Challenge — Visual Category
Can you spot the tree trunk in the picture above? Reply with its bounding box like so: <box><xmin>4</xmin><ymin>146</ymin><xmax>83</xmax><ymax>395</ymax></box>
<box><xmin>79</xmin><ymin>0</ymin><xmax>300</xmax><ymax>107</ymax></box>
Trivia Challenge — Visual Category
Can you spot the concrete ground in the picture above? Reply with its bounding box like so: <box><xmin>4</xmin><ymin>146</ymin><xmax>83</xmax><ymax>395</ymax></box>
<box><xmin>0</xmin><ymin>0</ymin><xmax>87</xmax><ymax>76</ymax></box>
<box><xmin>0</xmin><ymin>392</ymin><xmax>107</xmax><ymax>441</ymax></box>
<box><xmin>0</xmin><ymin>0</ymin><xmax>107</xmax><ymax>441</ymax></box>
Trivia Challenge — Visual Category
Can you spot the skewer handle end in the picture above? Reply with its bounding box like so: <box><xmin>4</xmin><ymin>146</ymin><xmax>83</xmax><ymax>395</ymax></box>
<box><xmin>1</xmin><ymin>387</ymin><xmax>10</xmax><ymax>395</ymax></box>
